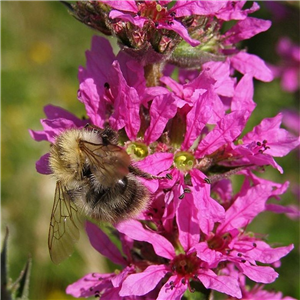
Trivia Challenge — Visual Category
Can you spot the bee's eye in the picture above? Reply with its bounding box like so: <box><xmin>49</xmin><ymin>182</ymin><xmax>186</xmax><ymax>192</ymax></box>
<box><xmin>117</xmin><ymin>177</ymin><xmax>128</xmax><ymax>192</ymax></box>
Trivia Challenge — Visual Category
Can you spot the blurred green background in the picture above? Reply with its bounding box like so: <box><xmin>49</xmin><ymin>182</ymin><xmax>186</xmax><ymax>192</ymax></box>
<box><xmin>1</xmin><ymin>2</ymin><xmax>299</xmax><ymax>299</ymax></box>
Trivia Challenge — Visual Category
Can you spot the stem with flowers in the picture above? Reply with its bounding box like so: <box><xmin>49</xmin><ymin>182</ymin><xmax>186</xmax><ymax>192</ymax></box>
<box><xmin>30</xmin><ymin>1</ymin><xmax>299</xmax><ymax>299</ymax></box>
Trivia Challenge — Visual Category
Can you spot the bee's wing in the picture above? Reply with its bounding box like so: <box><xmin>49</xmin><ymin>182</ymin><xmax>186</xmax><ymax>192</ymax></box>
<box><xmin>48</xmin><ymin>181</ymin><xmax>82</xmax><ymax>264</ymax></box>
<box><xmin>82</xmin><ymin>142</ymin><xmax>131</xmax><ymax>179</ymax></box>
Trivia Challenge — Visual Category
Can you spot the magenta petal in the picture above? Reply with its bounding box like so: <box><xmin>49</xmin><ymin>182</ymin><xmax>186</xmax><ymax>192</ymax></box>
<box><xmin>66</xmin><ymin>273</ymin><xmax>113</xmax><ymax>298</ymax></box>
<box><xmin>157</xmin><ymin>275</ymin><xmax>187</xmax><ymax>300</ymax></box>
<box><xmin>83</xmin><ymin>36</ymin><xmax>116</xmax><ymax>80</ymax></box>
<box><xmin>231</xmin><ymin>145</ymin><xmax>284</xmax><ymax>173</ymax></box>
<box><xmin>218</xmin><ymin>184</ymin><xmax>272</xmax><ymax>233</ymax></box>
<box><xmin>158</xmin><ymin>20</ymin><xmax>200</xmax><ymax>46</ymax></box>
<box><xmin>30</xmin><ymin>108</ymin><xmax>86</xmax><ymax>144</ymax></box>
<box><xmin>198</xmin><ymin>269</ymin><xmax>241</xmax><ymax>298</ymax></box>
<box><xmin>238</xmin><ymin>263</ymin><xmax>278</xmax><ymax>284</ymax></box>
<box><xmin>36</xmin><ymin>153</ymin><xmax>51</xmax><ymax>175</ymax></box>
<box><xmin>231</xmin><ymin>74</ymin><xmax>255</xmax><ymax>118</ymax></box>
<box><xmin>109</xmin><ymin>11</ymin><xmax>146</xmax><ymax>27</ymax></box>
<box><xmin>248</xmin><ymin>241</ymin><xmax>294</xmax><ymax>264</ymax></box>
<box><xmin>242</xmin><ymin>113</ymin><xmax>300</xmax><ymax>157</ymax></box>
<box><xmin>106</xmin><ymin>0</ymin><xmax>138</xmax><ymax>12</ymax></box>
<box><xmin>173</xmin><ymin>1</ymin><xmax>227</xmax><ymax>17</ymax></box>
<box><xmin>196</xmin><ymin>111</ymin><xmax>247</xmax><ymax>157</ymax></box>
<box><xmin>86</xmin><ymin>221</ymin><xmax>126</xmax><ymax>266</ymax></box>
<box><xmin>248</xmin><ymin>174</ymin><xmax>289</xmax><ymax>198</ymax></box>
<box><xmin>182</xmin><ymin>90</ymin><xmax>212</xmax><ymax>150</ymax></box>
<box><xmin>43</xmin><ymin>105</ymin><xmax>86</xmax><ymax>126</ymax></box>
<box><xmin>29</xmin><ymin>129</ymin><xmax>49</xmax><ymax>142</ymax></box>
<box><xmin>111</xmin><ymin>266</ymin><xmax>133</xmax><ymax>288</ymax></box>
<box><xmin>158</xmin><ymin>0</ymin><xmax>172</xmax><ymax>6</ymax></box>
<box><xmin>224</xmin><ymin>17</ymin><xmax>271</xmax><ymax>44</ymax></box>
<box><xmin>230</xmin><ymin>52</ymin><xmax>274</xmax><ymax>82</ymax></box>
<box><xmin>200</xmin><ymin>61</ymin><xmax>235</xmax><ymax>98</ymax></box>
<box><xmin>117</xmin><ymin>54</ymin><xmax>146</xmax><ymax>94</ymax></box>
<box><xmin>144</xmin><ymin>93</ymin><xmax>178</xmax><ymax>144</ymax></box>
<box><xmin>66</xmin><ymin>275</ymin><xmax>95</xmax><ymax>298</ymax></box>
<box><xmin>106</xmin><ymin>60</ymin><xmax>141</xmax><ymax>138</ymax></box>
<box><xmin>39</xmin><ymin>119</ymin><xmax>75</xmax><ymax>143</ymax></box>
<box><xmin>282</xmin><ymin>109</ymin><xmax>300</xmax><ymax>135</ymax></box>
<box><xmin>135</xmin><ymin>152</ymin><xmax>174</xmax><ymax>176</ymax></box>
<box><xmin>119</xmin><ymin>264</ymin><xmax>168</xmax><ymax>296</ymax></box>
<box><xmin>192</xmin><ymin>242</ymin><xmax>222</xmax><ymax>266</ymax></box>
<box><xmin>120</xmin><ymin>86</ymin><xmax>141</xmax><ymax>140</ymax></box>
<box><xmin>190</xmin><ymin>169</ymin><xmax>225</xmax><ymax>234</ymax></box>
<box><xmin>78</xmin><ymin>78</ymin><xmax>106</xmax><ymax>127</ymax></box>
<box><xmin>160</xmin><ymin>76</ymin><xmax>184</xmax><ymax>97</ymax></box>
<box><xmin>266</xmin><ymin>203</ymin><xmax>299</xmax><ymax>216</ymax></box>
<box><xmin>78</xmin><ymin>36</ymin><xmax>116</xmax><ymax>127</ymax></box>
<box><xmin>116</xmin><ymin>219</ymin><xmax>175</xmax><ymax>259</ymax></box>
<box><xmin>281</xmin><ymin>67</ymin><xmax>299</xmax><ymax>92</ymax></box>
<box><xmin>177</xmin><ymin>193</ymin><xmax>200</xmax><ymax>251</ymax></box>
<box><xmin>100</xmin><ymin>287</ymin><xmax>122</xmax><ymax>300</ymax></box>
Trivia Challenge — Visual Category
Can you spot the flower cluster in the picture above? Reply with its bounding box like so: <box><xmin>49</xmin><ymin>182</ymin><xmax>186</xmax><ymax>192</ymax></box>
<box><xmin>30</xmin><ymin>1</ymin><xmax>299</xmax><ymax>299</ymax></box>
<box><xmin>69</xmin><ymin>0</ymin><xmax>273</xmax><ymax>82</ymax></box>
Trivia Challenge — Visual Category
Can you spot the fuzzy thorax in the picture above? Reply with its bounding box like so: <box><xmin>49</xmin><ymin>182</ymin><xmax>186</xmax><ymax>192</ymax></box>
<box><xmin>49</xmin><ymin>129</ymin><xmax>103</xmax><ymax>187</ymax></box>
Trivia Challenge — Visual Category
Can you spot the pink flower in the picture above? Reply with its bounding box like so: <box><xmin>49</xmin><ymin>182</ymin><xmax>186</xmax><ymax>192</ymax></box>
<box><xmin>108</xmin><ymin>0</ymin><xmax>201</xmax><ymax>47</ymax></box>
<box><xmin>66</xmin><ymin>176</ymin><xmax>293</xmax><ymax>299</ymax></box>
<box><xmin>191</xmin><ymin>175</ymin><xmax>293</xmax><ymax>286</ymax></box>
<box><xmin>228</xmin><ymin>113</ymin><xmax>300</xmax><ymax>174</ymax></box>
<box><xmin>117</xmin><ymin>223</ymin><xmax>242</xmax><ymax>299</ymax></box>
<box><xmin>271</xmin><ymin>37</ymin><xmax>300</xmax><ymax>92</ymax></box>
<box><xmin>69</xmin><ymin>202</ymin><xmax>242</xmax><ymax>299</ymax></box>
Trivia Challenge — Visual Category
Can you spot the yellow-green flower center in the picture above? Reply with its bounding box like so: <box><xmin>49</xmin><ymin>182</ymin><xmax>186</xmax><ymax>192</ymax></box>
<box><xmin>174</xmin><ymin>152</ymin><xmax>195</xmax><ymax>172</ymax></box>
<box><xmin>127</xmin><ymin>142</ymin><xmax>148</xmax><ymax>160</ymax></box>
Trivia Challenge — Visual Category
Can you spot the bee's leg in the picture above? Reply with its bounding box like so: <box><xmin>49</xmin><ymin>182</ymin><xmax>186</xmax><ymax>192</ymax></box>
<box><xmin>128</xmin><ymin>165</ymin><xmax>170</xmax><ymax>180</ymax></box>
<box><xmin>128</xmin><ymin>165</ymin><xmax>156</xmax><ymax>180</ymax></box>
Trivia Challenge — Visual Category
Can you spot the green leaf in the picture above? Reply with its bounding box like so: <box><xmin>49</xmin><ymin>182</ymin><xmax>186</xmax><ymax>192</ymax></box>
<box><xmin>14</xmin><ymin>257</ymin><xmax>32</xmax><ymax>300</ymax></box>
<box><xmin>1</xmin><ymin>227</ymin><xmax>12</xmax><ymax>300</ymax></box>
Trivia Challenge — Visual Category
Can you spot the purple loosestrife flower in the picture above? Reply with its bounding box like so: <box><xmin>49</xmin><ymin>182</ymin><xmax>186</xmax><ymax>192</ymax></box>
<box><xmin>68</xmin><ymin>210</ymin><xmax>243</xmax><ymax>299</ymax></box>
<box><xmin>271</xmin><ymin>37</ymin><xmax>300</xmax><ymax>92</ymax></box>
<box><xmin>194</xmin><ymin>176</ymin><xmax>293</xmax><ymax>283</ymax></box>
<box><xmin>114</xmin><ymin>175</ymin><xmax>293</xmax><ymax>299</ymax></box>
<box><xmin>66</xmin><ymin>175</ymin><xmax>293</xmax><ymax>299</ymax></box>
<box><xmin>31</xmin><ymin>34</ymin><xmax>298</xmax><ymax>298</ymax></box>
<box><xmin>30</xmin><ymin>1</ymin><xmax>300</xmax><ymax>299</ymax></box>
